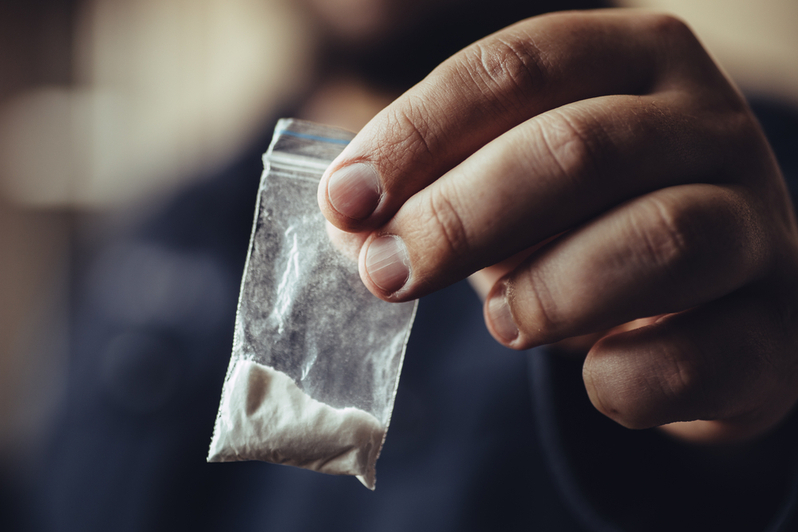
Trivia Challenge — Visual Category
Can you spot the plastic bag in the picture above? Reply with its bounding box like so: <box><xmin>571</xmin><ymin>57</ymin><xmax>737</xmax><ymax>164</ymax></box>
<box><xmin>207</xmin><ymin>118</ymin><xmax>417</xmax><ymax>489</ymax></box>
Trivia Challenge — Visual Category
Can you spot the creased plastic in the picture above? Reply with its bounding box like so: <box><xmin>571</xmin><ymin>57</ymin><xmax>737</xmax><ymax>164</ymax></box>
<box><xmin>207</xmin><ymin>119</ymin><xmax>417</xmax><ymax>490</ymax></box>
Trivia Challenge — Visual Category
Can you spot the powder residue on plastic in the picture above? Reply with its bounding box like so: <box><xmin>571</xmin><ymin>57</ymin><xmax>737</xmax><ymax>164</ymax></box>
<box><xmin>207</xmin><ymin>119</ymin><xmax>417</xmax><ymax>490</ymax></box>
<box><xmin>208</xmin><ymin>359</ymin><xmax>385</xmax><ymax>489</ymax></box>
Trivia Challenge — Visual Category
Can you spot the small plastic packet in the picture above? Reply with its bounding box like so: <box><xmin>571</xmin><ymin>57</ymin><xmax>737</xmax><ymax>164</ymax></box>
<box><xmin>207</xmin><ymin>119</ymin><xmax>417</xmax><ymax>489</ymax></box>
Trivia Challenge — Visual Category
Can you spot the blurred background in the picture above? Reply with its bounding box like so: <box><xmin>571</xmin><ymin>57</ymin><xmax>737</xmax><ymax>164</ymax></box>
<box><xmin>0</xmin><ymin>0</ymin><xmax>313</xmax><ymax>507</ymax></box>
<box><xmin>1</xmin><ymin>0</ymin><xmax>797</xmax><ymax>524</ymax></box>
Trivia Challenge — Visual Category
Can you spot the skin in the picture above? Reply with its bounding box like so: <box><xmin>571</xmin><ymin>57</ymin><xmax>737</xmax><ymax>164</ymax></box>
<box><xmin>317</xmin><ymin>9</ymin><xmax>798</xmax><ymax>444</ymax></box>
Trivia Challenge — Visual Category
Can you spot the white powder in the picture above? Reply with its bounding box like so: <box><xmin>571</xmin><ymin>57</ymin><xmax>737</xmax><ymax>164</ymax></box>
<box><xmin>207</xmin><ymin>359</ymin><xmax>385</xmax><ymax>489</ymax></box>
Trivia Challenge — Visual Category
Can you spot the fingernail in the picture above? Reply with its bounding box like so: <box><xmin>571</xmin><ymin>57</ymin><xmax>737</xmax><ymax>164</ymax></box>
<box><xmin>487</xmin><ymin>285</ymin><xmax>519</xmax><ymax>343</ymax></box>
<box><xmin>327</xmin><ymin>163</ymin><xmax>381</xmax><ymax>221</ymax></box>
<box><xmin>365</xmin><ymin>235</ymin><xmax>410</xmax><ymax>294</ymax></box>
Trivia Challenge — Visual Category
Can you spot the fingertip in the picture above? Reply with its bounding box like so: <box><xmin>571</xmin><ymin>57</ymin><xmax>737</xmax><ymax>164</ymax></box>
<box><xmin>327</xmin><ymin>162</ymin><xmax>382</xmax><ymax>221</ymax></box>
<box><xmin>582</xmin><ymin>345</ymin><xmax>650</xmax><ymax>430</ymax></box>
<box><xmin>583</xmin><ymin>323</ymin><xmax>704</xmax><ymax>431</ymax></box>
<box><xmin>363</xmin><ymin>235</ymin><xmax>411</xmax><ymax>295</ymax></box>
<box><xmin>357</xmin><ymin>233</ymin><xmax>415</xmax><ymax>302</ymax></box>
<box><xmin>484</xmin><ymin>281</ymin><xmax>524</xmax><ymax>349</ymax></box>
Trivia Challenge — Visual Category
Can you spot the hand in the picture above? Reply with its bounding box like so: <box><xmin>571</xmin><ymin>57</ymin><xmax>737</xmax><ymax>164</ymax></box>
<box><xmin>317</xmin><ymin>9</ymin><xmax>798</xmax><ymax>443</ymax></box>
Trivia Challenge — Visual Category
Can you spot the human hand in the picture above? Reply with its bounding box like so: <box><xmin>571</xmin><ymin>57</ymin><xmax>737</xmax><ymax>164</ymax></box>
<box><xmin>317</xmin><ymin>10</ymin><xmax>798</xmax><ymax>443</ymax></box>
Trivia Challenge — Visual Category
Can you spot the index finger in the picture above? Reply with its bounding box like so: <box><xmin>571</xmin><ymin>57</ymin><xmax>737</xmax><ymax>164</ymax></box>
<box><xmin>318</xmin><ymin>10</ymin><xmax>713</xmax><ymax>230</ymax></box>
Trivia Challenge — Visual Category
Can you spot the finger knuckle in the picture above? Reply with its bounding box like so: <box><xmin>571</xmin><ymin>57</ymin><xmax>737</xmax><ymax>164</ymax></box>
<box><xmin>723</xmin><ymin>111</ymin><xmax>777</xmax><ymax>176</ymax></box>
<box><xmin>632</xmin><ymin>197</ymin><xmax>695</xmax><ymax>281</ymax></box>
<box><xmin>381</xmin><ymin>98</ymin><xmax>437</xmax><ymax>169</ymax></box>
<box><xmin>534</xmin><ymin>110</ymin><xmax>609</xmax><ymax>191</ymax></box>
<box><xmin>424</xmin><ymin>184</ymin><xmax>472</xmax><ymax>259</ymax></box>
<box><xmin>456</xmin><ymin>35</ymin><xmax>547</xmax><ymax>118</ymax></box>
<box><xmin>644</xmin><ymin>12</ymin><xmax>698</xmax><ymax>51</ymax></box>
<box><xmin>644</xmin><ymin>13</ymin><xmax>711</xmax><ymax>71</ymax></box>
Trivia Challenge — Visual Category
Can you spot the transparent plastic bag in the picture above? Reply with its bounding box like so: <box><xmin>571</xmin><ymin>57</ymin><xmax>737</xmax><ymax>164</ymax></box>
<box><xmin>207</xmin><ymin>119</ymin><xmax>417</xmax><ymax>489</ymax></box>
